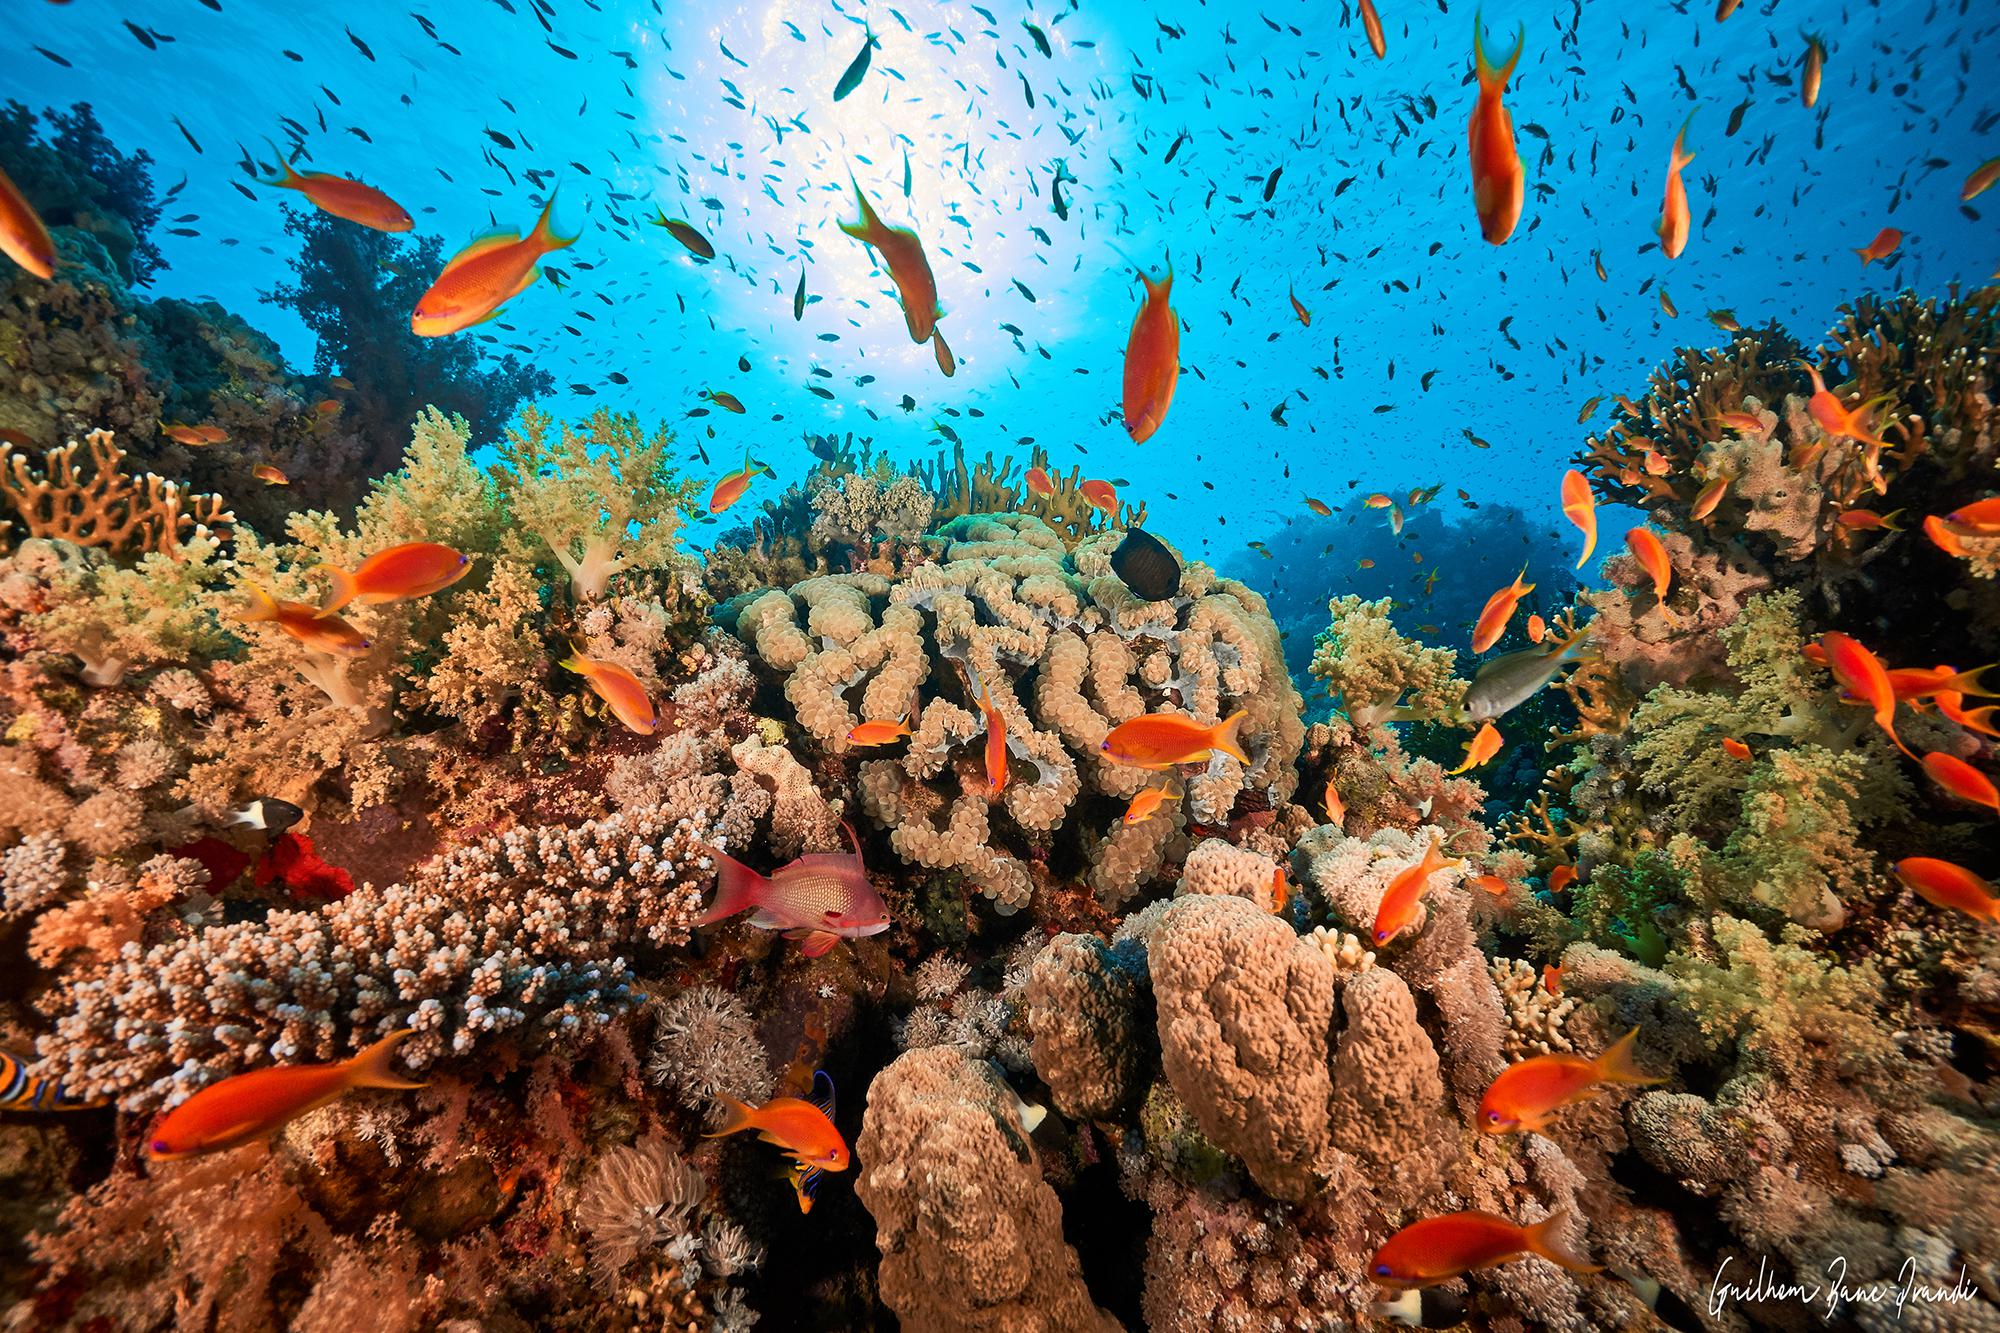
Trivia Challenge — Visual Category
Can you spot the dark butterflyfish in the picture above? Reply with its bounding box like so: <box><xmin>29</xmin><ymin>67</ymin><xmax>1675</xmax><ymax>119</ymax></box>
<box><xmin>1110</xmin><ymin>527</ymin><xmax>1181</xmax><ymax>601</ymax></box>
<box><xmin>228</xmin><ymin>797</ymin><xmax>305</xmax><ymax>834</ymax></box>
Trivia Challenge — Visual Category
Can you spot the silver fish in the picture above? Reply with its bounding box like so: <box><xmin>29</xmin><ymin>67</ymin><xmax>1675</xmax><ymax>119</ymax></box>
<box><xmin>1463</xmin><ymin>633</ymin><xmax>1587</xmax><ymax>723</ymax></box>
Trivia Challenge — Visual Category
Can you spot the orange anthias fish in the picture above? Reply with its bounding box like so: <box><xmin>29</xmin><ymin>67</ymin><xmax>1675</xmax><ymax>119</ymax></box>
<box><xmin>1718</xmin><ymin>411</ymin><xmax>1767</xmax><ymax>436</ymax></box>
<box><xmin>1466</xmin><ymin>14</ymin><xmax>1526</xmax><ymax>245</ymax></box>
<box><xmin>1560</xmin><ymin>470</ymin><xmax>1596</xmax><ymax>569</ymax></box>
<box><xmin>976</xmin><ymin>678</ymin><xmax>1010</xmax><ymax>797</ymax></box>
<box><xmin>847</xmin><ymin>714</ymin><xmax>914</xmax><ymax>747</ymax></box>
<box><xmin>1801</xmin><ymin>32</ymin><xmax>1827</xmax><ymax>108</ymax></box>
<box><xmin>1471</xmin><ymin>566</ymin><xmax>1534</xmax><ymax>653</ymax></box>
<box><xmin>1884</xmin><ymin>663</ymin><xmax>1998</xmax><ymax>702</ymax></box>
<box><xmin>561</xmin><ymin>648</ymin><xmax>658</xmax><ymax>735</ymax></box>
<box><xmin>1894</xmin><ymin>857</ymin><xmax>1999</xmax><ymax>923</ymax></box>
<box><xmin>1547</xmin><ymin>864</ymin><xmax>1578</xmax><ymax>893</ymax></box>
<box><xmin>1447</xmin><ymin>721</ymin><xmax>1503</xmax><ymax>775</ymax></box>
<box><xmin>1372</xmin><ymin>834</ymin><xmax>1464</xmax><ymax>946</ymax></box>
<box><xmin>1722</xmin><ymin>737</ymin><xmax>1753</xmax><ymax>761</ymax></box>
<box><xmin>1079</xmin><ymin>478</ymin><xmax>1119</xmax><ymax>514</ymax></box>
<box><xmin>710</xmin><ymin>451</ymin><xmax>773</xmax><ymax>514</ymax></box>
<box><xmin>411</xmin><ymin>195</ymin><xmax>575</xmax><ymax>336</ymax></box>
<box><xmin>838</xmin><ymin>178</ymin><xmax>940</xmax><ymax>346</ymax></box>
<box><xmin>703</xmin><ymin>389</ymin><xmax>747</xmax><ymax>414</ymax></box>
<box><xmin>1289</xmin><ymin>287</ymin><xmax>1312</xmax><ymax>326</ymax></box>
<box><xmin>262</xmin><ymin>143</ymin><xmax>413</xmax><ymax>232</ymax></box>
<box><xmin>1102</xmin><ymin>710</ymin><xmax>1250</xmax><ymax>770</ymax></box>
<box><xmin>317</xmin><ymin>542</ymin><xmax>471</xmax><ymax>616</ymax></box>
<box><xmin>1963</xmin><ymin>156</ymin><xmax>2000</xmax><ymax>202</ymax></box>
<box><xmin>706</xmin><ymin>1071</ymin><xmax>847</xmax><ymax>1179</ymax></box>
<box><xmin>1936</xmin><ymin>692</ymin><xmax>2000</xmax><ymax>739</ymax></box>
<box><xmin>242</xmin><ymin>585</ymin><xmax>371</xmax><ymax>657</ymax></box>
<box><xmin>1818</xmin><ymin>632</ymin><xmax>1913</xmax><ymax>758</ymax></box>
<box><xmin>1799</xmin><ymin>361</ymin><xmax>1892</xmax><ymax>450</ymax></box>
<box><xmin>1541</xmin><ymin>963</ymin><xmax>1563</xmax><ymax>995</ymax></box>
<box><xmin>1656</xmin><ymin>111</ymin><xmax>1696</xmax><ymax>260</ymax></box>
<box><xmin>1324</xmin><ymin>776</ymin><xmax>1347</xmax><ymax>826</ymax></box>
<box><xmin>1359</xmin><ymin>0</ymin><xmax>1388</xmax><ymax>57</ymax></box>
<box><xmin>1025</xmin><ymin>466</ymin><xmax>1056</xmax><ymax>497</ymax></box>
<box><xmin>1370</xmin><ymin>1209</ymin><xmax>1600</xmax><ymax>1290</ymax></box>
<box><xmin>1625</xmin><ymin>528</ymin><xmax>1672</xmax><ymax>603</ymax></box>
<box><xmin>145</xmin><ymin>1029</ymin><xmax>425</xmax><ymax>1160</ymax></box>
<box><xmin>1922</xmin><ymin>752</ymin><xmax>2000</xmax><ymax>815</ymax></box>
<box><xmin>1122</xmin><ymin>259</ymin><xmax>1180</xmax><ymax>443</ymax></box>
<box><xmin>1836</xmin><ymin>507</ymin><xmax>1904</xmax><ymax>531</ymax></box>
<box><xmin>0</xmin><ymin>164</ymin><xmax>57</xmax><ymax>279</ymax></box>
<box><xmin>1478</xmin><ymin>1028</ymin><xmax>1663</xmax><ymax>1134</ymax></box>
<box><xmin>1123</xmin><ymin>776</ymin><xmax>1184</xmax><ymax>825</ymax></box>
<box><xmin>697</xmin><ymin>824</ymin><xmax>891</xmax><ymax>956</ymax></box>
<box><xmin>252</xmin><ymin>465</ymin><xmax>289</xmax><ymax>486</ymax></box>
<box><xmin>1525</xmin><ymin>613</ymin><xmax>1547</xmax><ymax>643</ymax></box>
<box><xmin>166</xmin><ymin>423</ymin><xmax>230</xmax><ymax>447</ymax></box>
<box><xmin>1691</xmin><ymin>475</ymin><xmax>1731</xmax><ymax>521</ymax></box>
<box><xmin>1855</xmin><ymin>226</ymin><xmax>1902</xmax><ymax>266</ymax></box>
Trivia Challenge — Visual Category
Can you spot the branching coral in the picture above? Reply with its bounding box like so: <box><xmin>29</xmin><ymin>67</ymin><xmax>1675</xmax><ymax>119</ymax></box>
<box><xmin>0</xmin><ymin>430</ymin><xmax>231</xmax><ymax>557</ymax></box>
<box><xmin>494</xmin><ymin>406</ymin><xmax>701</xmax><ymax>600</ymax></box>
<box><xmin>1309</xmin><ymin>594</ymin><xmax>1464</xmax><ymax>728</ymax></box>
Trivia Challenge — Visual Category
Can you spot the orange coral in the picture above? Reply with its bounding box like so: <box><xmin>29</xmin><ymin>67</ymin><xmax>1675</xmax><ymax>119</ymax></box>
<box><xmin>0</xmin><ymin>429</ymin><xmax>232</xmax><ymax>557</ymax></box>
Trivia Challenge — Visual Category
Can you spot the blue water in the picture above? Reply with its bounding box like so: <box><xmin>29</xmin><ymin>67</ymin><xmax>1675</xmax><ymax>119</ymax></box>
<box><xmin>10</xmin><ymin>0</ymin><xmax>1993</xmax><ymax>582</ymax></box>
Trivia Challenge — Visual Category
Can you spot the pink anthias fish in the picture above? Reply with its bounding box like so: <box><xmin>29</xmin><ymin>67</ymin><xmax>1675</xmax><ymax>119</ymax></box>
<box><xmin>697</xmin><ymin>824</ymin><xmax>891</xmax><ymax>957</ymax></box>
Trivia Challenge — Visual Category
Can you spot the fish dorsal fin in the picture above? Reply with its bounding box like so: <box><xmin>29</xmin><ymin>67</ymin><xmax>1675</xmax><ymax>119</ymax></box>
<box><xmin>438</xmin><ymin>230</ymin><xmax>522</xmax><ymax>276</ymax></box>
<box><xmin>812</xmin><ymin>1069</ymin><xmax>836</xmax><ymax>1119</ymax></box>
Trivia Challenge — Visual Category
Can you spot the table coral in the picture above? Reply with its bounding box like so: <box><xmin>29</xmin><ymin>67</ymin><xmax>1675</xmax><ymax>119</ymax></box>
<box><xmin>854</xmin><ymin>1046</ymin><xmax>1119</xmax><ymax>1333</ymax></box>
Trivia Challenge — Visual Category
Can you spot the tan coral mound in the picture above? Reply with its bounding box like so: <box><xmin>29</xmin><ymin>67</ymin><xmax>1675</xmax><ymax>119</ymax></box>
<box><xmin>855</xmin><ymin>1046</ymin><xmax>1120</xmax><ymax>1333</ymax></box>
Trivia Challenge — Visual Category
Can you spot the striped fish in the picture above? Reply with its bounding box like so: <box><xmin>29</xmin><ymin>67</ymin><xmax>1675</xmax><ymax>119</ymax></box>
<box><xmin>0</xmin><ymin>1049</ymin><xmax>96</xmax><ymax>1111</ymax></box>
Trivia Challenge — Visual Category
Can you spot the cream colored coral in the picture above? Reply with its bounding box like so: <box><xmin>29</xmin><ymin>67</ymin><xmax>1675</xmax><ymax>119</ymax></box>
<box><xmin>855</xmin><ymin>1047</ymin><xmax>1120</xmax><ymax>1333</ymax></box>
<box><xmin>729</xmin><ymin>734</ymin><xmax>843</xmax><ymax>857</ymax></box>
<box><xmin>1490</xmin><ymin>957</ymin><xmax>1578</xmax><ymax>1058</ymax></box>
<box><xmin>1306</xmin><ymin>926</ymin><xmax>1376</xmax><ymax>974</ymax></box>
<box><xmin>1148</xmin><ymin>894</ymin><xmax>1335</xmax><ymax>1202</ymax></box>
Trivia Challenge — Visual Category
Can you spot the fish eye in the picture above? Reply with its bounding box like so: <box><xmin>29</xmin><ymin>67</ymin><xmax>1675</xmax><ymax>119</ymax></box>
<box><xmin>150</xmin><ymin>1140</ymin><xmax>169</xmax><ymax>1154</ymax></box>
<box><xmin>1374</xmin><ymin>1264</ymin><xmax>1393</xmax><ymax>1277</ymax></box>
<box><xmin>1486</xmin><ymin>1110</ymin><xmax>1503</xmax><ymax>1123</ymax></box>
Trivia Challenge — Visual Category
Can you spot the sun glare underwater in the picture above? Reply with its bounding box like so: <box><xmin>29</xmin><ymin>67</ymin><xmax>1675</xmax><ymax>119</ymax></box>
<box><xmin>0</xmin><ymin>0</ymin><xmax>1998</xmax><ymax>1329</ymax></box>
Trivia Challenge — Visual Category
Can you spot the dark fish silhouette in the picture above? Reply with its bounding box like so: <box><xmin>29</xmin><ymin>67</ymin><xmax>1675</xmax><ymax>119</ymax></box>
<box><xmin>834</xmin><ymin>25</ymin><xmax>878</xmax><ymax>101</ymax></box>
<box><xmin>1111</xmin><ymin>528</ymin><xmax>1181</xmax><ymax>601</ymax></box>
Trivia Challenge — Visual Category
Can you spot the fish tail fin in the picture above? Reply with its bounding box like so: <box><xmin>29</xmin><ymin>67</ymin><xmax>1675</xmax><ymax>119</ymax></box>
<box><xmin>259</xmin><ymin>135</ymin><xmax>303</xmax><ymax>188</ymax></box>
<box><xmin>839</xmin><ymin>174</ymin><xmax>881</xmax><ymax>241</ymax></box>
<box><xmin>1593</xmin><ymin>1027</ymin><xmax>1665</xmax><ymax>1087</ymax></box>
<box><xmin>315</xmin><ymin>565</ymin><xmax>359</xmax><ymax>619</ymax></box>
<box><xmin>1473</xmin><ymin>13</ymin><xmax>1525</xmax><ymax>91</ymax></box>
<box><xmin>702</xmin><ymin>1096</ymin><xmax>757</xmax><ymax>1139</ymax></box>
<box><xmin>1854</xmin><ymin>246</ymin><xmax>1875</xmax><ymax>266</ymax></box>
<box><xmin>1944</xmin><ymin>663</ymin><xmax>2000</xmax><ymax>697</ymax></box>
<box><xmin>531</xmin><ymin>191</ymin><xmax>578</xmax><ymax>252</ymax></box>
<box><xmin>696</xmin><ymin>852</ymin><xmax>768</xmax><ymax>926</ymax></box>
<box><xmin>345</xmin><ymin>1029</ymin><xmax>428</xmax><ymax>1091</ymax></box>
<box><xmin>1522</xmin><ymin>1209</ymin><xmax>1603</xmax><ymax>1275</ymax></box>
<box><xmin>1210</xmin><ymin>710</ymin><xmax>1251</xmax><ymax>765</ymax></box>
<box><xmin>1670</xmin><ymin>109</ymin><xmax>1697</xmax><ymax>169</ymax></box>
<box><xmin>240</xmin><ymin>583</ymin><xmax>282</xmax><ymax>624</ymax></box>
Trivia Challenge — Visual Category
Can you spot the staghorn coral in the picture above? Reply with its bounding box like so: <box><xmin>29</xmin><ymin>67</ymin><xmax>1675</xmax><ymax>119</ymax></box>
<box><xmin>0</xmin><ymin>430</ymin><xmax>231</xmax><ymax>557</ymax></box>
<box><xmin>855</xmin><ymin>1046</ymin><xmax>1119</xmax><ymax>1333</ymax></box>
